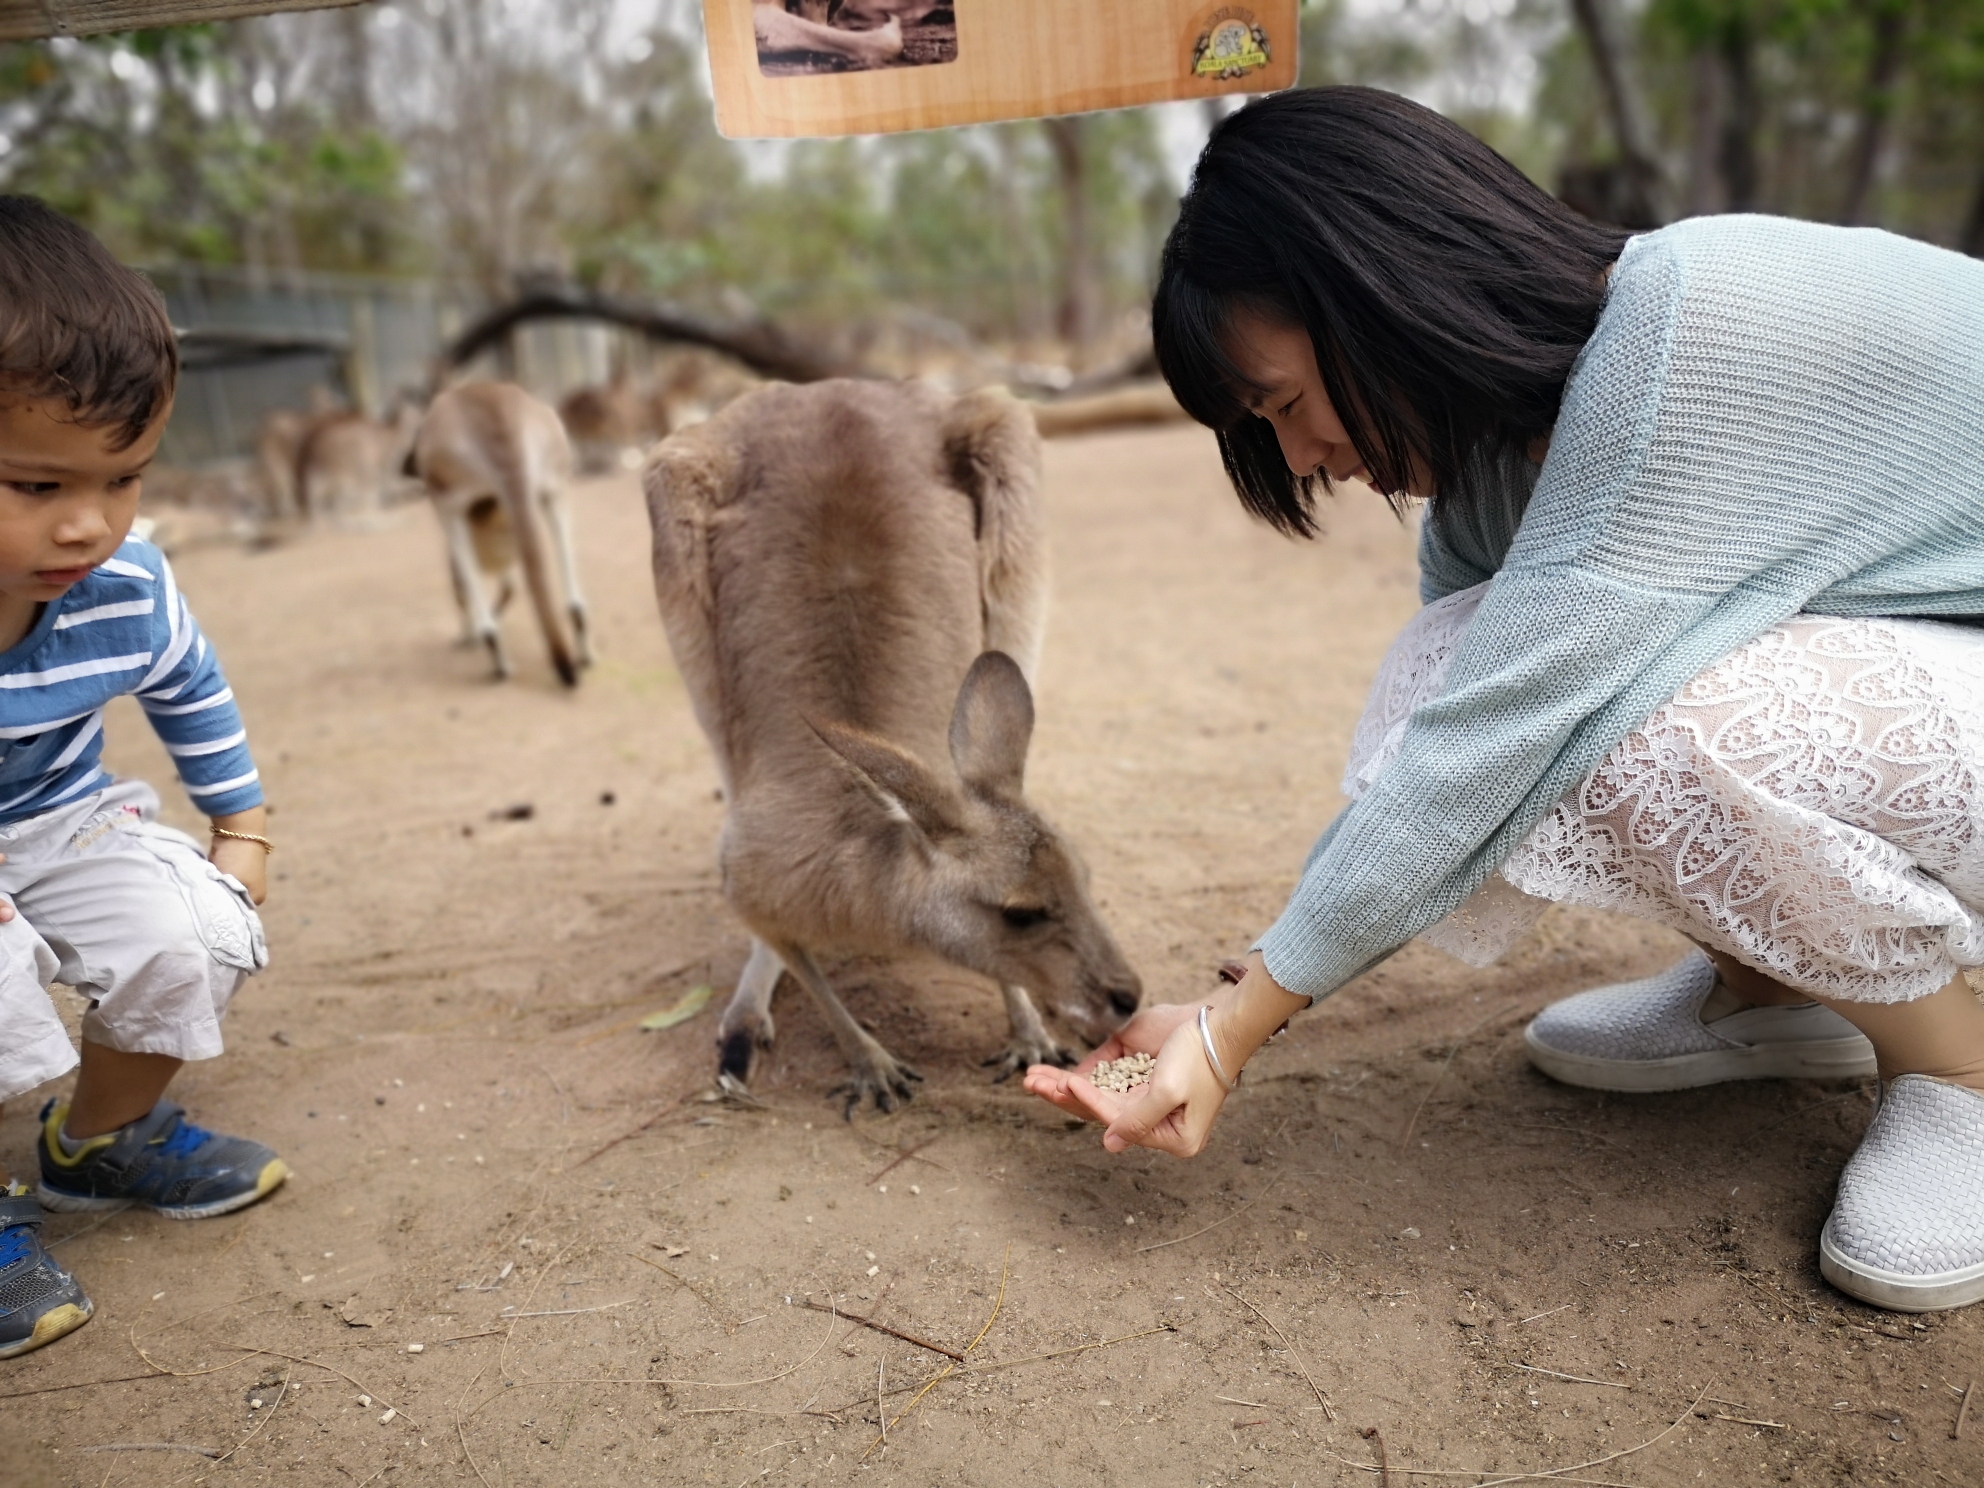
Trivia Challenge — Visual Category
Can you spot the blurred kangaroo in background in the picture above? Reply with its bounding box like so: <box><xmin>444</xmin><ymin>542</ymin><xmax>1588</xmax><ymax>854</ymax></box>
<box><xmin>412</xmin><ymin>382</ymin><xmax>590</xmax><ymax>687</ymax></box>
<box><xmin>644</xmin><ymin>379</ymin><xmax>1142</xmax><ymax>1114</ymax></box>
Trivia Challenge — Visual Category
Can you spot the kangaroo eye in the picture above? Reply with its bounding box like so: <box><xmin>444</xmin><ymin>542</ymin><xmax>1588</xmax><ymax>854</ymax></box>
<box><xmin>1000</xmin><ymin>905</ymin><xmax>1049</xmax><ymax>929</ymax></box>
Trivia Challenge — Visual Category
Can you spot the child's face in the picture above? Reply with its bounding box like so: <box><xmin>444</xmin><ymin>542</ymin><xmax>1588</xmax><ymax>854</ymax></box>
<box><xmin>0</xmin><ymin>394</ymin><xmax>166</xmax><ymax>606</ymax></box>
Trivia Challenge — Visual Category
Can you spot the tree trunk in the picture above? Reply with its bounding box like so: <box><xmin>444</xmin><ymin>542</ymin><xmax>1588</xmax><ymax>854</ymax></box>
<box><xmin>1044</xmin><ymin>115</ymin><xmax>1100</xmax><ymax>364</ymax></box>
<box><xmin>1567</xmin><ymin>0</ymin><xmax>1664</xmax><ymax>224</ymax></box>
<box><xmin>1840</xmin><ymin>1</ymin><xmax>1908</xmax><ymax>225</ymax></box>
<box><xmin>1960</xmin><ymin>161</ymin><xmax>1984</xmax><ymax>257</ymax></box>
<box><xmin>1685</xmin><ymin>42</ymin><xmax>1723</xmax><ymax>216</ymax></box>
<box><xmin>1717</xmin><ymin>12</ymin><xmax>1761</xmax><ymax>212</ymax></box>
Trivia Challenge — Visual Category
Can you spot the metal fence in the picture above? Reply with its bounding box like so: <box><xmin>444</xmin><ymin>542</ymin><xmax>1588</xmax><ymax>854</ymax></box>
<box><xmin>151</xmin><ymin>264</ymin><xmax>632</xmax><ymax>467</ymax></box>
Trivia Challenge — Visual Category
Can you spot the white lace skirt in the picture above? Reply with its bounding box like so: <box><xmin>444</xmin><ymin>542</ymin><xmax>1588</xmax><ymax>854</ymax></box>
<box><xmin>1352</xmin><ymin>585</ymin><xmax>1984</xmax><ymax>1003</ymax></box>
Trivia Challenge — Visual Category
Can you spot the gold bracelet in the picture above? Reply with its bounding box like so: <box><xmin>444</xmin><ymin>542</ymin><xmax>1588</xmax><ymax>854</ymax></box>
<box><xmin>210</xmin><ymin>827</ymin><xmax>274</xmax><ymax>854</ymax></box>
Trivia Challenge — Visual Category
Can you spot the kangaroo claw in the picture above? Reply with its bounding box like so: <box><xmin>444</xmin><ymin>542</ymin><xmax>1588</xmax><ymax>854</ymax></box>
<box><xmin>982</xmin><ymin>1039</ymin><xmax>1076</xmax><ymax>1083</ymax></box>
<box><xmin>835</xmin><ymin>1051</ymin><xmax>923</xmax><ymax>1119</ymax></box>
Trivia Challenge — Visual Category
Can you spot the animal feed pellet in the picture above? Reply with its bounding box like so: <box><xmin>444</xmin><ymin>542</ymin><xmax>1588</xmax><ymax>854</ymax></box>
<box><xmin>1089</xmin><ymin>1052</ymin><xmax>1156</xmax><ymax>1093</ymax></box>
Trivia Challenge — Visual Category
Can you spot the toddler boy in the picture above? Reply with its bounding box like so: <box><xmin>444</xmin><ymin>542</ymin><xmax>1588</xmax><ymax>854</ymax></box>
<box><xmin>0</xmin><ymin>197</ymin><xmax>284</xmax><ymax>1359</ymax></box>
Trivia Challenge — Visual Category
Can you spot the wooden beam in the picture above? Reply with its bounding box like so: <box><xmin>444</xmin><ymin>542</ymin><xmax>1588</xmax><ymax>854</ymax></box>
<box><xmin>0</xmin><ymin>0</ymin><xmax>365</xmax><ymax>41</ymax></box>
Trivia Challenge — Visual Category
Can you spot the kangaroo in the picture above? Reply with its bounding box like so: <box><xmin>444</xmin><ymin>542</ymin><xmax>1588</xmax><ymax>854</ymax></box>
<box><xmin>411</xmin><ymin>382</ymin><xmax>590</xmax><ymax>687</ymax></box>
<box><xmin>754</xmin><ymin>0</ymin><xmax>904</xmax><ymax>66</ymax></box>
<box><xmin>644</xmin><ymin>379</ymin><xmax>1142</xmax><ymax>1114</ymax></box>
<box><xmin>294</xmin><ymin>400</ymin><xmax>421</xmax><ymax>523</ymax></box>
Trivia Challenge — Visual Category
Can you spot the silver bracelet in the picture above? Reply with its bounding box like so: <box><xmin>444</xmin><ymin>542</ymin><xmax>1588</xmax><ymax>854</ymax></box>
<box><xmin>1197</xmin><ymin>1005</ymin><xmax>1239</xmax><ymax>1093</ymax></box>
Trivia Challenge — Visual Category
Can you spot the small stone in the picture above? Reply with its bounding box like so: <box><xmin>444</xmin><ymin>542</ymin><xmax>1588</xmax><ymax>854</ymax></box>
<box><xmin>1401</xmin><ymin>1227</ymin><xmax>1421</xmax><ymax>1239</ymax></box>
<box><xmin>380</xmin><ymin>1408</ymin><xmax>397</xmax><ymax>1424</ymax></box>
<box><xmin>909</xmin><ymin>1184</ymin><xmax>920</xmax><ymax>1195</ymax></box>
<box><xmin>358</xmin><ymin>1395</ymin><xmax>372</xmax><ymax>1408</ymax></box>
<box><xmin>250</xmin><ymin>1399</ymin><xmax>264</xmax><ymax>1410</ymax></box>
<box><xmin>866</xmin><ymin>1265</ymin><xmax>879</xmax><ymax>1277</ymax></box>
<box><xmin>406</xmin><ymin>1343</ymin><xmax>424</xmax><ymax>1354</ymax></box>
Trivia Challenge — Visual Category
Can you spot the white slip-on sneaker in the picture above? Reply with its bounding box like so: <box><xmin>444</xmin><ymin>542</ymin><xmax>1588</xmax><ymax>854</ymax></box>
<box><xmin>1524</xmin><ymin>951</ymin><xmax>1876</xmax><ymax>1093</ymax></box>
<box><xmin>1820</xmin><ymin>1075</ymin><xmax>1984</xmax><ymax>1312</ymax></box>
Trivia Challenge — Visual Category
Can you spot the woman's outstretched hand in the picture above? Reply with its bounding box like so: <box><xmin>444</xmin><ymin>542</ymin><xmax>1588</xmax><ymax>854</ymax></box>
<box><xmin>1023</xmin><ymin>951</ymin><xmax>1311</xmax><ymax>1159</ymax></box>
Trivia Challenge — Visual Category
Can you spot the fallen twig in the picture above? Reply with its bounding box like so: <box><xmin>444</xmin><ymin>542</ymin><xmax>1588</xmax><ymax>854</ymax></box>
<box><xmin>0</xmin><ymin>1373</ymin><xmax>177</xmax><ymax>1401</ymax></box>
<box><xmin>1224</xmin><ymin>1285</ymin><xmax>1334</xmax><ymax>1421</ymax></box>
<box><xmin>861</xmin><ymin>1244</ymin><xmax>1008</xmax><ymax>1459</ymax></box>
<box><xmin>1517</xmin><ymin>1305</ymin><xmax>1573</xmax><ymax>1326</ymax></box>
<box><xmin>866</xmin><ymin>1135</ymin><xmax>943</xmax><ymax>1186</ymax></box>
<box><xmin>1700</xmin><ymin>1410</ymin><xmax>1786</xmax><ymax>1429</ymax></box>
<box><xmin>1955</xmin><ymin>1377</ymin><xmax>1974</xmax><ymax>1440</ymax></box>
<box><xmin>817</xmin><ymin>1324</ymin><xmax>1176</xmax><ymax>1412</ymax></box>
<box><xmin>1402</xmin><ymin>1003</ymin><xmax>1517</xmax><ymax>1148</ymax></box>
<box><xmin>576</xmin><ymin>1093</ymin><xmax>697</xmax><ymax>1166</ymax></box>
<box><xmin>498</xmin><ymin>1300</ymin><xmax>634</xmax><ymax>1319</ymax></box>
<box><xmin>1136</xmin><ymin>1175</ymin><xmax>1284</xmax><ymax>1253</ymax></box>
<box><xmin>847</xmin><ymin>1125</ymin><xmax>953</xmax><ymax>1174</ymax></box>
<box><xmin>798</xmin><ymin>1299</ymin><xmax>961</xmax><ymax>1360</ymax></box>
<box><xmin>1495</xmin><ymin>1362</ymin><xmax>1631</xmax><ymax>1389</ymax></box>
<box><xmin>1215</xmin><ymin>1394</ymin><xmax>1273</xmax><ymax>1409</ymax></box>
<box><xmin>78</xmin><ymin>1443</ymin><xmax>221</xmax><ymax>1459</ymax></box>
<box><xmin>1361</xmin><ymin>1424</ymin><xmax>1392</xmax><ymax>1488</ymax></box>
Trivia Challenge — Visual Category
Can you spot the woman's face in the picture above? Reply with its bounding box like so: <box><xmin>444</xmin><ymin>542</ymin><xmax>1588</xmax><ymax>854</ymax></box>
<box><xmin>1222</xmin><ymin>307</ymin><xmax>1430</xmax><ymax>497</ymax></box>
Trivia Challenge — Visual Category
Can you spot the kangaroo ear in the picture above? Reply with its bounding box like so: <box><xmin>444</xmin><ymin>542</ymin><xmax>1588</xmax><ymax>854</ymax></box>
<box><xmin>949</xmin><ymin>651</ymin><xmax>1034</xmax><ymax>798</ymax></box>
<box><xmin>808</xmin><ymin>718</ymin><xmax>963</xmax><ymax>838</ymax></box>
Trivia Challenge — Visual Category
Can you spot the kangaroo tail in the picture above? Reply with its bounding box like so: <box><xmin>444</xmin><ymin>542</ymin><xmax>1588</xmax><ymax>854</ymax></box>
<box><xmin>487</xmin><ymin>410</ymin><xmax>579</xmax><ymax>686</ymax></box>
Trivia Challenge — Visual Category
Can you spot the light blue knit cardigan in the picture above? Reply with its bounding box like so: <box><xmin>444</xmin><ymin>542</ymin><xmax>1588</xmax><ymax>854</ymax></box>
<box><xmin>1258</xmin><ymin>213</ymin><xmax>1984</xmax><ymax>1000</ymax></box>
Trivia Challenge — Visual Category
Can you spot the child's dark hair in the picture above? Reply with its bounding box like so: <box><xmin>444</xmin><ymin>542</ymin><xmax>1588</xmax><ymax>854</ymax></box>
<box><xmin>1153</xmin><ymin>86</ymin><xmax>1629</xmax><ymax>535</ymax></box>
<box><xmin>0</xmin><ymin>196</ymin><xmax>178</xmax><ymax>450</ymax></box>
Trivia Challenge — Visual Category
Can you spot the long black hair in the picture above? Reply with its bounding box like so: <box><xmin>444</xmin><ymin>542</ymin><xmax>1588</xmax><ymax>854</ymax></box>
<box><xmin>1153</xmin><ymin>87</ymin><xmax>1629</xmax><ymax>535</ymax></box>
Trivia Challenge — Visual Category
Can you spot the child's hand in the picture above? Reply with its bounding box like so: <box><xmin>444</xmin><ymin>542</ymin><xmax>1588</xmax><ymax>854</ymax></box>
<box><xmin>207</xmin><ymin>810</ymin><xmax>271</xmax><ymax>905</ymax></box>
<box><xmin>209</xmin><ymin>837</ymin><xmax>268</xmax><ymax>904</ymax></box>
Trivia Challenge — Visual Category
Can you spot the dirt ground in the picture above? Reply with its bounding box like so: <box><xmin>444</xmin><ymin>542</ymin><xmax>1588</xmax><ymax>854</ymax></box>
<box><xmin>4</xmin><ymin>423</ymin><xmax>1980</xmax><ymax>1487</ymax></box>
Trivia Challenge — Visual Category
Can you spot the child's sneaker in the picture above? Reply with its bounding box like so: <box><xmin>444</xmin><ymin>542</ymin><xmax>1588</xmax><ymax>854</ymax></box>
<box><xmin>0</xmin><ymin>1187</ymin><xmax>92</xmax><ymax>1358</ymax></box>
<box><xmin>36</xmin><ymin>1100</ymin><xmax>288</xmax><ymax>1220</ymax></box>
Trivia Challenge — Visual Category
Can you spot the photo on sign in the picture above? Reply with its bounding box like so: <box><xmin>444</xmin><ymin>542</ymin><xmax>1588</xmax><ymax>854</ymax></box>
<box><xmin>753</xmin><ymin>0</ymin><xmax>959</xmax><ymax>77</ymax></box>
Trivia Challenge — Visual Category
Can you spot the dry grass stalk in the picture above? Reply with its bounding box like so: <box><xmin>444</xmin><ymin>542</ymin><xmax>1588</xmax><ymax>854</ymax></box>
<box><xmin>1401</xmin><ymin>1002</ymin><xmax>1518</xmax><ymax>1148</ymax></box>
<box><xmin>208</xmin><ymin>1364</ymin><xmax>292</xmax><ymax>1470</ymax></box>
<box><xmin>77</xmin><ymin>1444</ymin><xmax>221</xmax><ymax>1458</ymax></box>
<box><xmin>816</xmin><ymin>1323</ymin><xmax>1177</xmax><ymax>1412</ymax></box>
<box><xmin>1223</xmin><ymin>1285</ymin><xmax>1334</xmax><ymax>1421</ymax></box>
<box><xmin>1496</xmin><ymin>1362</ymin><xmax>1631</xmax><ymax>1389</ymax></box>
<box><xmin>1955</xmin><ymin>1377</ymin><xmax>1974</xmax><ymax>1440</ymax></box>
<box><xmin>1701</xmin><ymin>1410</ymin><xmax>1786</xmax><ymax>1429</ymax></box>
<box><xmin>1136</xmin><ymin>1175</ymin><xmax>1285</xmax><ymax>1253</ymax></box>
<box><xmin>860</xmin><ymin>1244</ymin><xmax>1010</xmax><ymax>1460</ymax></box>
<box><xmin>1332</xmin><ymin>1380</ymin><xmax>1716</xmax><ymax>1487</ymax></box>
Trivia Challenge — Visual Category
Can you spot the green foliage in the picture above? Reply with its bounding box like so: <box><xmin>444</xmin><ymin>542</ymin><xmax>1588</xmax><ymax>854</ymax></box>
<box><xmin>0</xmin><ymin>26</ymin><xmax>417</xmax><ymax>274</ymax></box>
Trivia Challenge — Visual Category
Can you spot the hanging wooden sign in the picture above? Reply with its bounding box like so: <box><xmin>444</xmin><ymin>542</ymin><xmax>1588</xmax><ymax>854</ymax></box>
<box><xmin>702</xmin><ymin>0</ymin><xmax>1299</xmax><ymax>138</ymax></box>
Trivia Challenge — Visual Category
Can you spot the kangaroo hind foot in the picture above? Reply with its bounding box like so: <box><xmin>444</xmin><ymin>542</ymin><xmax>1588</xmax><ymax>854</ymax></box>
<box><xmin>715</xmin><ymin>939</ymin><xmax>784</xmax><ymax>1093</ymax></box>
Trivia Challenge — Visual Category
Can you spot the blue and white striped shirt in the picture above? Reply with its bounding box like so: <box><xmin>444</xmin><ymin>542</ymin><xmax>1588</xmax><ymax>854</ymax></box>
<box><xmin>0</xmin><ymin>537</ymin><xmax>261</xmax><ymax>824</ymax></box>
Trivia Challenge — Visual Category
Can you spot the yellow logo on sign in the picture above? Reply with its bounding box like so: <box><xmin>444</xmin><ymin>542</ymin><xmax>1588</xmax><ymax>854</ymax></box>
<box><xmin>1192</xmin><ymin>10</ymin><xmax>1272</xmax><ymax>79</ymax></box>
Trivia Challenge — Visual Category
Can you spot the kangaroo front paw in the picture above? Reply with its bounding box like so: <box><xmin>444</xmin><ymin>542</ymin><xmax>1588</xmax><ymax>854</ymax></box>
<box><xmin>835</xmin><ymin>1041</ymin><xmax>922</xmax><ymax>1119</ymax></box>
<box><xmin>982</xmin><ymin>1034</ymin><xmax>1076</xmax><ymax>1084</ymax></box>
